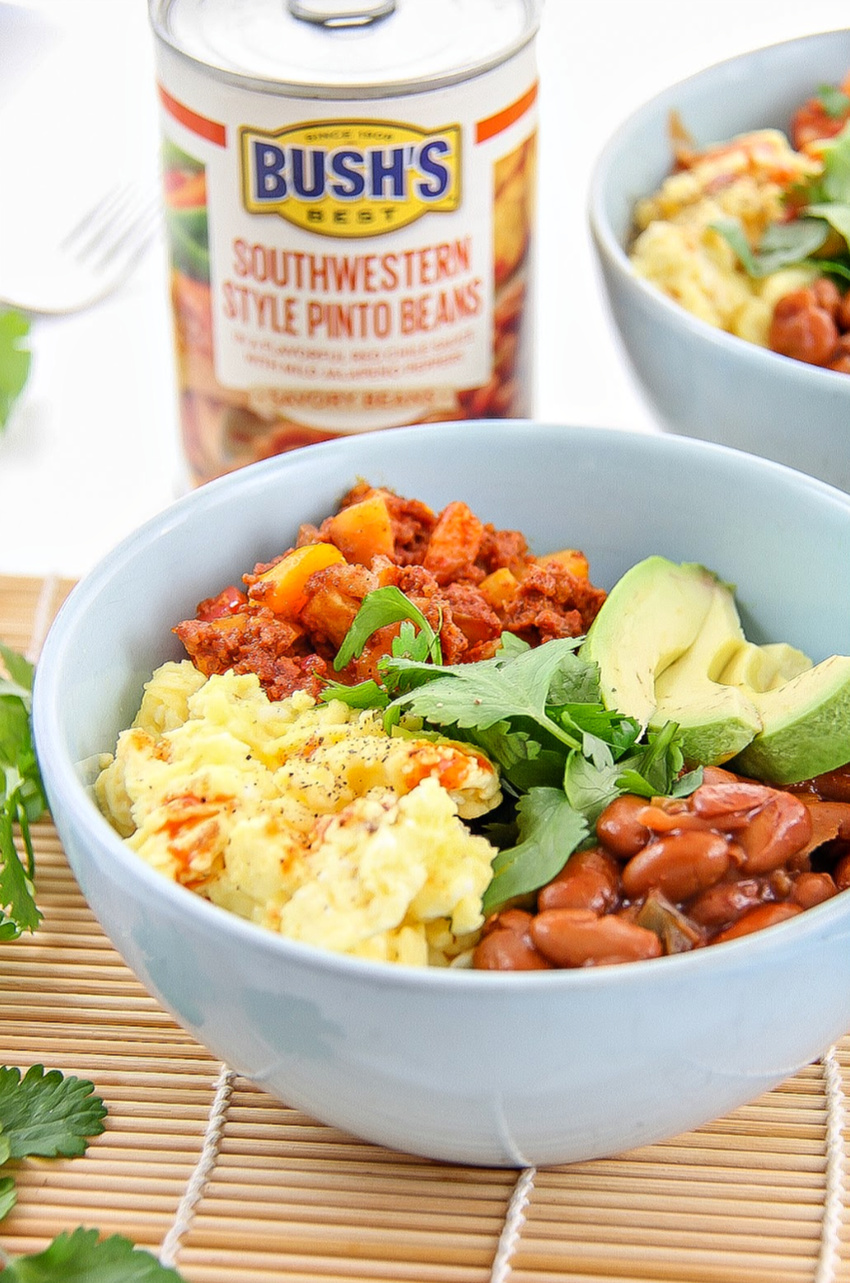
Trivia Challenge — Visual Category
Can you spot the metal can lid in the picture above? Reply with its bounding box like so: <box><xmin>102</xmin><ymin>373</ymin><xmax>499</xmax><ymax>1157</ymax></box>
<box><xmin>149</xmin><ymin>0</ymin><xmax>540</xmax><ymax>98</ymax></box>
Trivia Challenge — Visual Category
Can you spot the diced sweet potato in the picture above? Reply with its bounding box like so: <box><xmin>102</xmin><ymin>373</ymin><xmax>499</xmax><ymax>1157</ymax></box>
<box><xmin>423</xmin><ymin>502</ymin><xmax>484</xmax><ymax>584</ymax></box>
<box><xmin>479</xmin><ymin>567</ymin><xmax>519</xmax><ymax>610</ymax></box>
<box><xmin>299</xmin><ymin>584</ymin><xmax>362</xmax><ymax>649</ymax></box>
<box><xmin>323</xmin><ymin>493</ymin><xmax>395</xmax><ymax>566</ymax></box>
<box><xmin>533</xmin><ymin>549</ymin><xmax>590</xmax><ymax>580</ymax></box>
<box><xmin>249</xmin><ymin>543</ymin><xmax>345</xmax><ymax>615</ymax></box>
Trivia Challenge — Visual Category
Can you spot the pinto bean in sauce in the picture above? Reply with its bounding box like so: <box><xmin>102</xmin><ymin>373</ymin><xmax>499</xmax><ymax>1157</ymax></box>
<box><xmin>473</xmin><ymin>771</ymin><xmax>850</xmax><ymax>970</ymax></box>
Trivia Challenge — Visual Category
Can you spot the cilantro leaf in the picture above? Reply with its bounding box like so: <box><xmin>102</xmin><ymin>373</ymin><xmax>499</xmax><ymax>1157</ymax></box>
<box><xmin>804</xmin><ymin>201</ymin><xmax>850</xmax><ymax>248</ymax></box>
<box><xmin>563</xmin><ymin>749</ymin><xmax>623</xmax><ymax>824</ymax></box>
<box><xmin>0</xmin><ymin>311</ymin><xmax>31</xmax><ymax>433</ymax></box>
<box><xmin>482</xmin><ymin>788</ymin><xmax>589</xmax><ymax>913</ymax></box>
<box><xmin>387</xmin><ymin>637</ymin><xmax>586</xmax><ymax>747</ymax></box>
<box><xmin>714</xmin><ymin>129</ymin><xmax>850</xmax><ymax>278</ymax></box>
<box><xmin>0</xmin><ymin>643</ymin><xmax>34</xmax><ymax>693</ymax></box>
<box><xmin>0</xmin><ymin>1173</ymin><xmax>16</xmax><ymax>1219</ymax></box>
<box><xmin>819</xmin><ymin>125</ymin><xmax>850</xmax><ymax>204</ymax></box>
<box><xmin>712</xmin><ymin>215</ymin><xmax>829</xmax><ymax>277</ymax></box>
<box><xmin>817</xmin><ymin>84</ymin><xmax>850</xmax><ymax>119</ymax></box>
<box><xmin>319</xmin><ymin>678</ymin><xmax>388</xmax><ymax>710</ymax></box>
<box><xmin>0</xmin><ymin>1065</ymin><xmax>106</xmax><ymax>1159</ymax></box>
<box><xmin>0</xmin><ymin>644</ymin><xmax>47</xmax><ymax>938</ymax></box>
<box><xmin>0</xmin><ymin>810</ymin><xmax>40</xmax><ymax>936</ymax></box>
<box><xmin>1</xmin><ymin>1227</ymin><xmax>185</xmax><ymax>1281</ymax></box>
<box><xmin>619</xmin><ymin>719</ymin><xmax>687</xmax><ymax>797</ymax></box>
<box><xmin>333</xmin><ymin>586</ymin><xmax>441</xmax><ymax>672</ymax></box>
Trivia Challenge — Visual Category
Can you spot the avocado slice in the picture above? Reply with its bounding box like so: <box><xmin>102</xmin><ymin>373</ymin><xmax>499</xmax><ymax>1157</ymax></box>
<box><xmin>652</xmin><ymin>587</ymin><xmax>762</xmax><ymax>765</ymax></box>
<box><xmin>731</xmin><ymin>655</ymin><xmax>850</xmax><ymax>784</ymax></box>
<box><xmin>719</xmin><ymin>641</ymin><xmax>812</xmax><ymax>691</ymax></box>
<box><xmin>580</xmin><ymin>557</ymin><xmax>719</xmax><ymax>727</ymax></box>
<box><xmin>581</xmin><ymin>554</ymin><xmax>850</xmax><ymax>783</ymax></box>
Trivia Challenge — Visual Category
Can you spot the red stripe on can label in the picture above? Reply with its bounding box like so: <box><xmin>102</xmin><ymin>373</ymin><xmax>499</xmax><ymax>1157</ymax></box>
<box><xmin>158</xmin><ymin>85</ymin><xmax>227</xmax><ymax>147</ymax></box>
<box><xmin>476</xmin><ymin>82</ymin><xmax>538</xmax><ymax>144</ymax></box>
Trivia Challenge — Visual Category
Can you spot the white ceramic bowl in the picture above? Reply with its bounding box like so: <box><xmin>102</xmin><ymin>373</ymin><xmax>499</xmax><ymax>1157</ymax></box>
<box><xmin>589</xmin><ymin>29</ymin><xmax>850</xmax><ymax>494</ymax></box>
<box><xmin>32</xmin><ymin>421</ymin><xmax>850</xmax><ymax>1167</ymax></box>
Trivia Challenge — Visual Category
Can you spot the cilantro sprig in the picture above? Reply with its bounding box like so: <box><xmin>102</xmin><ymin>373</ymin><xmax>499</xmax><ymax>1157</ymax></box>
<box><xmin>0</xmin><ymin>1063</ymin><xmax>185</xmax><ymax>1278</ymax></box>
<box><xmin>324</xmin><ymin>589</ymin><xmax>699</xmax><ymax>910</ymax></box>
<box><xmin>0</xmin><ymin>642</ymin><xmax>46</xmax><ymax>939</ymax></box>
<box><xmin>0</xmin><ymin>644</ymin><xmax>188</xmax><ymax>1279</ymax></box>
<box><xmin>0</xmin><ymin>1066</ymin><xmax>111</xmax><ymax>1267</ymax></box>
<box><xmin>713</xmin><ymin>120</ymin><xmax>850</xmax><ymax>282</ymax></box>
<box><xmin>1</xmin><ymin>1228</ymin><xmax>185</xmax><ymax>1281</ymax></box>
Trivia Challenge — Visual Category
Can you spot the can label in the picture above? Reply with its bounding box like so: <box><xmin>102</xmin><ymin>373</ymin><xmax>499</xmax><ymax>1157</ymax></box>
<box><xmin>240</xmin><ymin>120</ymin><xmax>462</xmax><ymax>232</ymax></box>
<box><xmin>155</xmin><ymin>44</ymin><xmax>537</xmax><ymax>484</ymax></box>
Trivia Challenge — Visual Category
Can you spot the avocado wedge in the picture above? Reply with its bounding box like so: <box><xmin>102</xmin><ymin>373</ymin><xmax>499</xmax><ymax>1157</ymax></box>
<box><xmin>580</xmin><ymin>555</ymin><xmax>850</xmax><ymax>783</ymax></box>
<box><xmin>580</xmin><ymin>557</ymin><xmax>718</xmax><ymax>728</ymax></box>
<box><xmin>731</xmin><ymin>654</ymin><xmax>850</xmax><ymax>784</ymax></box>
<box><xmin>719</xmin><ymin>640</ymin><xmax>812</xmax><ymax>691</ymax></box>
<box><xmin>652</xmin><ymin>586</ymin><xmax>762</xmax><ymax>765</ymax></box>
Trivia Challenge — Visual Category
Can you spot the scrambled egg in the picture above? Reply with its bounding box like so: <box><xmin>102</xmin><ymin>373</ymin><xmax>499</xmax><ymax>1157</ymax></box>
<box><xmin>629</xmin><ymin>128</ymin><xmax>819</xmax><ymax>345</ymax></box>
<box><xmin>95</xmin><ymin>661</ymin><xmax>502</xmax><ymax>966</ymax></box>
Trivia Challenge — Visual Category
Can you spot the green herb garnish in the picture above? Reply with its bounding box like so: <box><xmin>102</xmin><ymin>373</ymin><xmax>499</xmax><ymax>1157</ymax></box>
<box><xmin>817</xmin><ymin>83</ymin><xmax>850</xmax><ymax>120</ymax></box>
<box><xmin>712</xmin><ymin>215</ymin><xmax>830</xmax><ymax>278</ymax></box>
<box><xmin>0</xmin><ymin>646</ymin><xmax>189</xmax><ymax>1279</ymax></box>
<box><xmin>0</xmin><ymin>1064</ymin><xmax>106</xmax><ymax>1232</ymax></box>
<box><xmin>0</xmin><ymin>643</ymin><xmax>46</xmax><ymax>938</ymax></box>
<box><xmin>1</xmin><ymin>1227</ymin><xmax>185</xmax><ymax>1281</ymax></box>
<box><xmin>713</xmin><ymin>123</ymin><xmax>850</xmax><ymax>280</ymax></box>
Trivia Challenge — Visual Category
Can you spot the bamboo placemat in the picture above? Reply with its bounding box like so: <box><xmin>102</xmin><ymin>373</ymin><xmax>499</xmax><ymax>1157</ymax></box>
<box><xmin>2</xmin><ymin>572</ymin><xmax>850</xmax><ymax>1282</ymax></box>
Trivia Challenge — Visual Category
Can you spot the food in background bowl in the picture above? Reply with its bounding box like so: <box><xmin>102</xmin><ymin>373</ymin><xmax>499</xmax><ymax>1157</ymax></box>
<box><xmin>588</xmin><ymin>29</ymin><xmax>850</xmax><ymax>492</ymax></box>
<box><xmin>31</xmin><ymin>422</ymin><xmax>850</xmax><ymax>1166</ymax></box>
<box><xmin>628</xmin><ymin>72</ymin><xmax>850</xmax><ymax>373</ymax></box>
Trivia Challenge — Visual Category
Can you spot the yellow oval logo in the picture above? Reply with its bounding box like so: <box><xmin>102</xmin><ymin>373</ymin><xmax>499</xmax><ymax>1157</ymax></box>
<box><xmin>240</xmin><ymin>119</ymin><xmax>461</xmax><ymax>238</ymax></box>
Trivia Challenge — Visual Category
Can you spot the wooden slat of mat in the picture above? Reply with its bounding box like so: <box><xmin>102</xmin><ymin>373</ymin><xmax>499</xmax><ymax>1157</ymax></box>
<box><xmin>1</xmin><ymin>574</ymin><xmax>849</xmax><ymax>1283</ymax></box>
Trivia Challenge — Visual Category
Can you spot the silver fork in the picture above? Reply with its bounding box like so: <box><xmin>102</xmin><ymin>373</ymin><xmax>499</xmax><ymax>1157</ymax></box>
<box><xmin>0</xmin><ymin>183</ymin><xmax>162</xmax><ymax>316</ymax></box>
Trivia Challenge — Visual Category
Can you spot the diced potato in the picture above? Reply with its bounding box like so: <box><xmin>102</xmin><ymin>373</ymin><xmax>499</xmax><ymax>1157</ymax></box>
<box><xmin>478</xmin><ymin>567</ymin><xmax>519</xmax><ymax>610</ymax></box>
<box><xmin>324</xmin><ymin>494</ymin><xmax>395</xmax><ymax>566</ymax></box>
<box><xmin>252</xmin><ymin>544</ymin><xmax>345</xmax><ymax>615</ymax></box>
<box><xmin>534</xmin><ymin>549</ymin><xmax>590</xmax><ymax>579</ymax></box>
<box><xmin>300</xmin><ymin>584</ymin><xmax>362</xmax><ymax>648</ymax></box>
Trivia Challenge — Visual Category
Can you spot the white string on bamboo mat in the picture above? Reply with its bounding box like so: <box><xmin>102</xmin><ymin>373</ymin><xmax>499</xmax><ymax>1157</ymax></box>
<box><xmin>159</xmin><ymin>1063</ymin><xmax>236</xmax><ymax>1268</ymax></box>
<box><xmin>815</xmin><ymin>1044</ymin><xmax>847</xmax><ymax>1283</ymax></box>
<box><xmin>26</xmin><ymin>573</ymin><xmax>60</xmax><ymax>663</ymax></box>
<box><xmin>489</xmin><ymin>1165</ymin><xmax>536</xmax><ymax>1283</ymax></box>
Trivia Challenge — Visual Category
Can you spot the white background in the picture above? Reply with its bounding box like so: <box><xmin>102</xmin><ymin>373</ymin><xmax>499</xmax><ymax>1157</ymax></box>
<box><xmin>1</xmin><ymin>0</ymin><xmax>848</xmax><ymax>578</ymax></box>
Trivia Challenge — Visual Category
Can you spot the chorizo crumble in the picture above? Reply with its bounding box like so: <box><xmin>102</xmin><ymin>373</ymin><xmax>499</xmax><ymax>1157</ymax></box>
<box><xmin>174</xmin><ymin>483</ymin><xmax>607</xmax><ymax>702</ymax></box>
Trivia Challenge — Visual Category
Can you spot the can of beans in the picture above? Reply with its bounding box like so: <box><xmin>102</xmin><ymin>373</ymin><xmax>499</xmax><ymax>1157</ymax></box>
<box><xmin>148</xmin><ymin>0</ymin><xmax>540</xmax><ymax>485</ymax></box>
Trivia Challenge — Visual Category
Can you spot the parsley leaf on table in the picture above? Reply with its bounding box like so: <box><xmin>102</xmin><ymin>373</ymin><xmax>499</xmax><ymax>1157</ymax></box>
<box><xmin>0</xmin><ymin>642</ymin><xmax>46</xmax><ymax>938</ymax></box>
<box><xmin>0</xmin><ymin>311</ymin><xmax>32</xmax><ymax>433</ymax></box>
<box><xmin>0</xmin><ymin>639</ymin><xmax>189</xmax><ymax>1280</ymax></box>
<box><xmin>1</xmin><ymin>1227</ymin><xmax>184</xmax><ymax>1281</ymax></box>
<box><xmin>0</xmin><ymin>1174</ymin><xmax>16</xmax><ymax>1220</ymax></box>
<box><xmin>0</xmin><ymin>1064</ymin><xmax>106</xmax><ymax>1159</ymax></box>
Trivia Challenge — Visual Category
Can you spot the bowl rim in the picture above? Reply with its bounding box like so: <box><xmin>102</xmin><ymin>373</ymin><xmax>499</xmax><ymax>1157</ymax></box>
<box><xmin>586</xmin><ymin>26</ymin><xmax>850</xmax><ymax>397</ymax></box>
<box><xmin>31</xmin><ymin>421</ymin><xmax>850</xmax><ymax>993</ymax></box>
